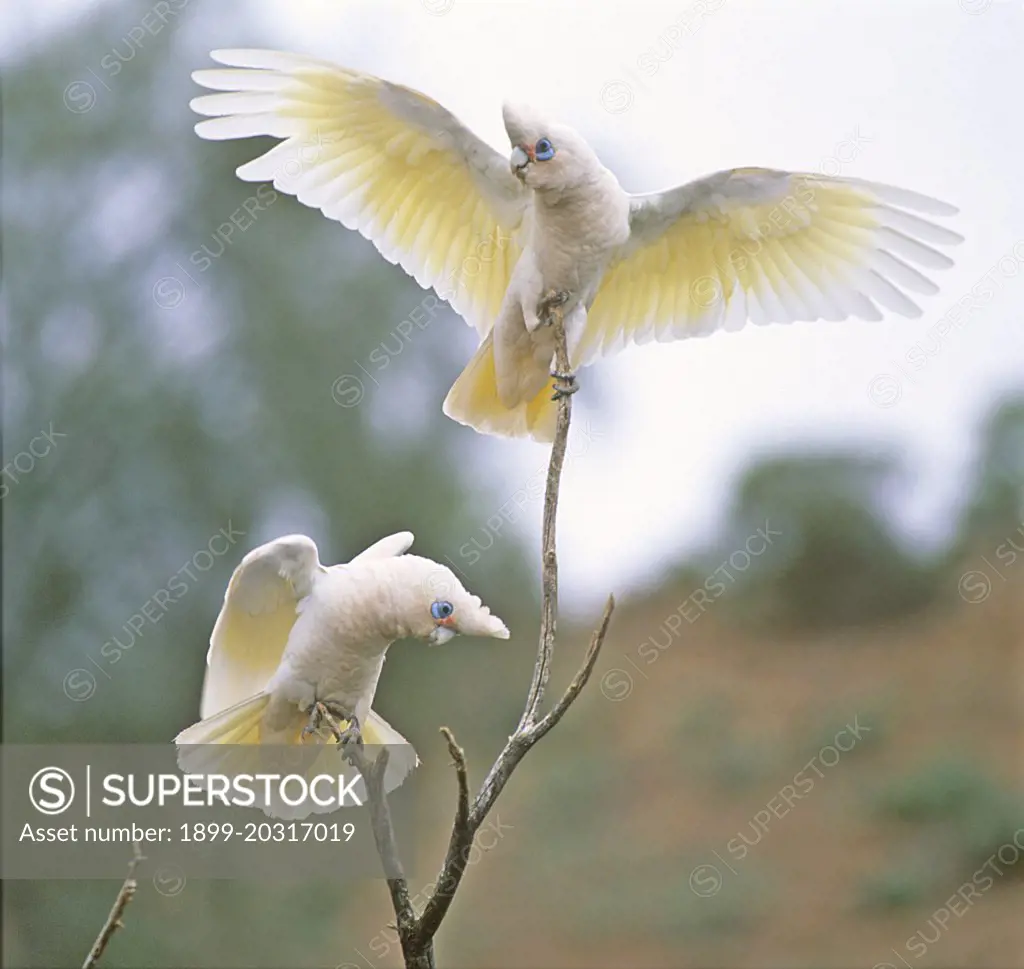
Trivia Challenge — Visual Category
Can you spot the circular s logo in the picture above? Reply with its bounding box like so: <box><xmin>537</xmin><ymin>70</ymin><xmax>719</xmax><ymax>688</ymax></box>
<box><xmin>689</xmin><ymin>863</ymin><xmax>723</xmax><ymax>897</ymax></box>
<box><xmin>331</xmin><ymin>374</ymin><xmax>365</xmax><ymax>408</ymax></box>
<box><xmin>63</xmin><ymin>668</ymin><xmax>97</xmax><ymax>702</ymax></box>
<box><xmin>600</xmin><ymin>668</ymin><xmax>633</xmax><ymax>701</ymax></box>
<box><xmin>153</xmin><ymin>864</ymin><xmax>187</xmax><ymax>897</ymax></box>
<box><xmin>29</xmin><ymin>767</ymin><xmax>75</xmax><ymax>815</ymax></box>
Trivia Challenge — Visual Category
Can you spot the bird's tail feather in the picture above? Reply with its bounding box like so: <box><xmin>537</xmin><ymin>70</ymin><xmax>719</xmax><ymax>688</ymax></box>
<box><xmin>175</xmin><ymin>692</ymin><xmax>270</xmax><ymax>747</ymax></box>
<box><xmin>173</xmin><ymin>697</ymin><xmax>418</xmax><ymax>818</ymax></box>
<box><xmin>363</xmin><ymin>709</ymin><xmax>420</xmax><ymax>794</ymax></box>
<box><xmin>443</xmin><ymin>332</ymin><xmax>557</xmax><ymax>442</ymax></box>
<box><xmin>173</xmin><ymin>692</ymin><xmax>278</xmax><ymax>810</ymax></box>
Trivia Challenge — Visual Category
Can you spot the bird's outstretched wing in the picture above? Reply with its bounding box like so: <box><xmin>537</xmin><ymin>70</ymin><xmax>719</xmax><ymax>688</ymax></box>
<box><xmin>201</xmin><ymin>535</ymin><xmax>323</xmax><ymax>719</ymax></box>
<box><xmin>578</xmin><ymin>168</ymin><xmax>962</xmax><ymax>364</ymax></box>
<box><xmin>192</xmin><ymin>50</ymin><xmax>528</xmax><ymax>336</ymax></box>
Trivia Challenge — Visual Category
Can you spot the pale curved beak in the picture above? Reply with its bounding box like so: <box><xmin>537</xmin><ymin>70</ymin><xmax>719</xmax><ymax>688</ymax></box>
<box><xmin>428</xmin><ymin>625</ymin><xmax>457</xmax><ymax>646</ymax></box>
<box><xmin>510</xmin><ymin>144</ymin><xmax>531</xmax><ymax>177</ymax></box>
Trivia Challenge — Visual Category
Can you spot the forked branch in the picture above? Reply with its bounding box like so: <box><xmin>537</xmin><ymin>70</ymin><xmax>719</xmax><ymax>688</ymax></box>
<box><xmin>354</xmin><ymin>304</ymin><xmax>616</xmax><ymax>969</ymax></box>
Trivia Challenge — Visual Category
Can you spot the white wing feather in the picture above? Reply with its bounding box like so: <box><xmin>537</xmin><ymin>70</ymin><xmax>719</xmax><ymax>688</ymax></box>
<box><xmin>191</xmin><ymin>50</ymin><xmax>527</xmax><ymax>337</ymax></box>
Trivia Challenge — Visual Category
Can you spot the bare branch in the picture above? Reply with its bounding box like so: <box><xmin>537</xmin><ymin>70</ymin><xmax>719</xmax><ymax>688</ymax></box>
<box><xmin>518</xmin><ymin>303</ymin><xmax>574</xmax><ymax>732</ymax></box>
<box><xmin>82</xmin><ymin>842</ymin><xmax>145</xmax><ymax>969</ymax></box>
<box><xmin>361</xmin><ymin>301</ymin><xmax>616</xmax><ymax>968</ymax></box>
<box><xmin>468</xmin><ymin>593</ymin><xmax>614</xmax><ymax>827</ymax></box>
<box><xmin>343</xmin><ymin>744</ymin><xmax>418</xmax><ymax>943</ymax></box>
<box><xmin>466</xmin><ymin>732</ymin><xmax>527</xmax><ymax>832</ymax></box>
<box><xmin>530</xmin><ymin>594</ymin><xmax>615</xmax><ymax>742</ymax></box>
<box><xmin>440</xmin><ymin>726</ymin><xmax>470</xmax><ymax>832</ymax></box>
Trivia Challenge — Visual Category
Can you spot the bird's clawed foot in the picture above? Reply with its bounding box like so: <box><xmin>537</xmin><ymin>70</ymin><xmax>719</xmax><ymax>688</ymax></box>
<box><xmin>538</xmin><ymin>289</ymin><xmax>571</xmax><ymax>327</ymax></box>
<box><xmin>302</xmin><ymin>700</ymin><xmax>362</xmax><ymax>747</ymax></box>
<box><xmin>551</xmin><ymin>369</ymin><xmax>579</xmax><ymax>401</ymax></box>
<box><xmin>336</xmin><ymin>717</ymin><xmax>363</xmax><ymax>747</ymax></box>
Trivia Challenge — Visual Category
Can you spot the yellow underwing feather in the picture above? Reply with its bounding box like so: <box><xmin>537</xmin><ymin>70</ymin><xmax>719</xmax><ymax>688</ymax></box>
<box><xmin>580</xmin><ymin>168</ymin><xmax>961</xmax><ymax>365</ymax></box>
<box><xmin>201</xmin><ymin>576</ymin><xmax>299</xmax><ymax>720</ymax></box>
<box><xmin>192</xmin><ymin>49</ymin><xmax>528</xmax><ymax>337</ymax></box>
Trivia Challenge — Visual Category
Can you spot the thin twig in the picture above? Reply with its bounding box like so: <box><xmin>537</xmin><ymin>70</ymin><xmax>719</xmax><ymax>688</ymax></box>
<box><xmin>413</xmin><ymin>728</ymin><xmax>471</xmax><ymax>943</ymax></box>
<box><xmin>357</xmin><ymin>304</ymin><xmax>615</xmax><ymax>969</ymax></box>
<box><xmin>531</xmin><ymin>593</ymin><xmax>615</xmax><ymax>741</ymax></box>
<box><xmin>439</xmin><ymin>727</ymin><xmax>469</xmax><ymax>831</ymax></box>
<box><xmin>468</xmin><ymin>593</ymin><xmax>614</xmax><ymax>828</ymax></box>
<box><xmin>82</xmin><ymin>842</ymin><xmax>145</xmax><ymax>969</ymax></box>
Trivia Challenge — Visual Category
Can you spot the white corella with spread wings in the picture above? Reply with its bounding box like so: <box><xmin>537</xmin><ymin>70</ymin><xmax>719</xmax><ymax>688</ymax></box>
<box><xmin>192</xmin><ymin>49</ymin><xmax>962</xmax><ymax>442</ymax></box>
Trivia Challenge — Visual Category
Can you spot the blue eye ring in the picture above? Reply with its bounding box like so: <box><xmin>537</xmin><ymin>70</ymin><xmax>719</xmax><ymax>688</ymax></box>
<box><xmin>534</xmin><ymin>138</ymin><xmax>555</xmax><ymax>161</ymax></box>
<box><xmin>431</xmin><ymin>600</ymin><xmax>454</xmax><ymax>620</ymax></box>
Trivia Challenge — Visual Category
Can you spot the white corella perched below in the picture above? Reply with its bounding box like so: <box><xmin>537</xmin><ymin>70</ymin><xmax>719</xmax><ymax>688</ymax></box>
<box><xmin>174</xmin><ymin>531</ymin><xmax>508</xmax><ymax>817</ymax></box>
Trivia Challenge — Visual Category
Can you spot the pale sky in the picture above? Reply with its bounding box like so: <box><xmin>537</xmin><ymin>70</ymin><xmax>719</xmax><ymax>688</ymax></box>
<box><xmin>14</xmin><ymin>0</ymin><xmax>1024</xmax><ymax>611</ymax></box>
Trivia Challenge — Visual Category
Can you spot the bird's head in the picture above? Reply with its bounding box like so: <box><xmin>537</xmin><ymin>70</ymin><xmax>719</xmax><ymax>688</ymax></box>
<box><xmin>502</xmin><ymin>102</ymin><xmax>597</xmax><ymax>193</ymax></box>
<box><xmin>386</xmin><ymin>555</ymin><xmax>510</xmax><ymax>645</ymax></box>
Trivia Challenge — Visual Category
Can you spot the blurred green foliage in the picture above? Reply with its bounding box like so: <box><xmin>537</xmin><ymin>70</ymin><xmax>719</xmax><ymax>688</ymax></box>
<box><xmin>877</xmin><ymin>759</ymin><xmax>999</xmax><ymax>822</ymax></box>
<box><xmin>862</xmin><ymin>759</ymin><xmax>1024</xmax><ymax>908</ymax></box>
<box><xmin>718</xmin><ymin>451</ymin><xmax>944</xmax><ymax>628</ymax></box>
<box><xmin>958</xmin><ymin>398</ymin><xmax>1024</xmax><ymax>549</ymax></box>
<box><xmin>858</xmin><ymin>852</ymin><xmax>942</xmax><ymax>910</ymax></box>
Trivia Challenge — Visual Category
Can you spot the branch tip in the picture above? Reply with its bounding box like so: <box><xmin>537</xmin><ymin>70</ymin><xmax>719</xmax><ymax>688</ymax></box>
<box><xmin>81</xmin><ymin>843</ymin><xmax>145</xmax><ymax>969</ymax></box>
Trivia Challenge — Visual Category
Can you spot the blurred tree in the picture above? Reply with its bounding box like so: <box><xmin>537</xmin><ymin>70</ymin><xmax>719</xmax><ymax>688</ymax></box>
<box><xmin>714</xmin><ymin>451</ymin><xmax>942</xmax><ymax>629</ymax></box>
<box><xmin>956</xmin><ymin>395</ymin><xmax>1024</xmax><ymax>549</ymax></box>
<box><xmin>3</xmin><ymin>3</ymin><xmax>536</xmax><ymax>965</ymax></box>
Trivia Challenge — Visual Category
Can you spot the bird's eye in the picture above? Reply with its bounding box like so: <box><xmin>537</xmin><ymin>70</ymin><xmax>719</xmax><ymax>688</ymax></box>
<box><xmin>431</xmin><ymin>600</ymin><xmax>454</xmax><ymax>620</ymax></box>
<box><xmin>534</xmin><ymin>138</ymin><xmax>555</xmax><ymax>161</ymax></box>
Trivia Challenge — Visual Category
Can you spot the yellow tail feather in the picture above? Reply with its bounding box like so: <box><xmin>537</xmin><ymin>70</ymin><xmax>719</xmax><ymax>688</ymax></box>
<box><xmin>174</xmin><ymin>693</ymin><xmax>273</xmax><ymax>804</ymax></box>
<box><xmin>443</xmin><ymin>333</ymin><xmax>557</xmax><ymax>442</ymax></box>
<box><xmin>362</xmin><ymin>710</ymin><xmax>420</xmax><ymax>793</ymax></box>
<box><xmin>173</xmin><ymin>697</ymin><xmax>418</xmax><ymax>817</ymax></box>
<box><xmin>174</xmin><ymin>692</ymin><xmax>270</xmax><ymax>747</ymax></box>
